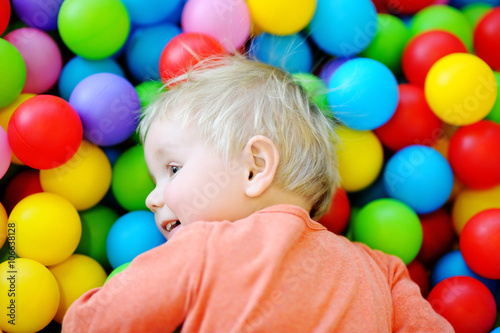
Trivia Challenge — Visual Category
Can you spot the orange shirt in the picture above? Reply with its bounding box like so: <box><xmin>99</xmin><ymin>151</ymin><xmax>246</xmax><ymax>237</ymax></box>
<box><xmin>62</xmin><ymin>205</ymin><xmax>453</xmax><ymax>332</ymax></box>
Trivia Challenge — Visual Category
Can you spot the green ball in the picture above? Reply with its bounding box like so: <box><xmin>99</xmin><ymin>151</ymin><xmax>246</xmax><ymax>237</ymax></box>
<box><xmin>410</xmin><ymin>5</ymin><xmax>473</xmax><ymax>52</ymax></box>
<box><xmin>58</xmin><ymin>0</ymin><xmax>130</xmax><ymax>60</ymax></box>
<box><xmin>75</xmin><ymin>205</ymin><xmax>119</xmax><ymax>270</ymax></box>
<box><xmin>292</xmin><ymin>72</ymin><xmax>331</xmax><ymax>119</ymax></box>
<box><xmin>111</xmin><ymin>145</ymin><xmax>154</xmax><ymax>211</ymax></box>
<box><xmin>462</xmin><ymin>3</ymin><xmax>493</xmax><ymax>29</ymax></box>
<box><xmin>360</xmin><ymin>14</ymin><xmax>410</xmax><ymax>76</ymax></box>
<box><xmin>105</xmin><ymin>261</ymin><xmax>130</xmax><ymax>283</ymax></box>
<box><xmin>485</xmin><ymin>71</ymin><xmax>500</xmax><ymax>124</ymax></box>
<box><xmin>0</xmin><ymin>39</ymin><xmax>26</xmax><ymax>108</ymax></box>
<box><xmin>136</xmin><ymin>80</ymin><xmax>165</xmax><ymax>109</ymax></box>
<box><xmin>352</xmin><ymin>198</ymin><xmax>423</xmax><ymax>264</ymax></box>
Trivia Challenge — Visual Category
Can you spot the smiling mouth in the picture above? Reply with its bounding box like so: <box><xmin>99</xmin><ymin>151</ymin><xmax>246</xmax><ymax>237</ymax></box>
<box><xmin>165</xmin><ymin>220</ymin><xmax>181</xmax><ymax>232</ymax></box>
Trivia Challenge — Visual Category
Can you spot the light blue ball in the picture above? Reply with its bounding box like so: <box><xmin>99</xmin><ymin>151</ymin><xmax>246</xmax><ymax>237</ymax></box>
<box><xmin>106</xmin><ymin>210</ymin><xmax>166</xmax><ymax>269</ymax></box>
<box><xmin>120</xmin><ymin>0</ymin><xmax>184</xmax><ymax>26</ymax></box>
<box><xmin>249</xmin><ymin>33</ymin><xmax>312</xmax><ymax>74</ymax></box>
<box><xmin>327</xmin><ymin>57</ymin><xmax>398</xmax><ymax>130</ymax></box>
<box><xmin>431</xmin><ymin>250</ymin><xmax>497</xmax><ymax>294</ymax></box>
<box><xmin>309</xmin><ymin>0</ymin><xmax>377</xmax><ymax>57</ymax></box>
<box><xmin>58</xmin><ymin>56</ymin><xmax>125</xmax><ymax>101</ymax></box>
<box><xmin>126</xmin><ymin>23</ymin><xmax>181</xmax><ymax>82</ymax></box>
<box><xmin>383</xmin><ymin>145</ymin><xmax>453</xmax><ymax>214</ymax></box>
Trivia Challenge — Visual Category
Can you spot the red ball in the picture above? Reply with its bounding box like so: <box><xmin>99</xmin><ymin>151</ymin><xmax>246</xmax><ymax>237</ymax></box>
<box><xmin>3</xmin><ymin>168</ymin><xmax>43</xmax><ymax>214</ymax></box>
<box><xmin>407</xmin><ymin>260</ymin><xmax>430</xmax><ymax>297</ymax></box>
<box><xmin>318</xmin><ymin>187</ymin><xmax>351</xmax><ymax>235</ymax></box>
<box><xmin>427</xmin><ymin>276</ymin><xmax>496</xmax><ymax>333</ymax></box>
<box><xmin>7</xmin><ymin>95</ymin><xmax>83</xmax><ymax>170</ymax></box>
<box><xmin>381</xmin><ymin>0</ymin><xmax>434</xmax><ymax>14</ymax></box>
<box><xmin>448</xmin><ymin>120</ymin><xmax>500</xmax><ymax>190</ymax></box>
<box><xmin>417</xmin><ymin>208</ymin><xmax>456</xmax><ymax>267</ymax></box>
<box><xmin>460</xmin><ymin>209</ymin><xmax>500</xmax><ymax>279</ymax></box>
<box><xmin>402</xmin><ymin>30</ymin><xmax>468</xmax><ymax>87</ymax></box>
<box><xmin>474</xmin><ymin>8</ymin><xmax>500</xmax><ymax>71</ymax></box>
<box><xmin>159</xmin><ymin>32</ymin><xmax>226</xmax><ymax>85</ymax></box>
<box><xmin>375</xmin><ymin>84</ymin><xmax>443</xmax><ymax>151</ymax></box>
<box><xmin>0</xmin><ymin>0</ymin><xmax>10</xmax><ymax>36</ymax></box>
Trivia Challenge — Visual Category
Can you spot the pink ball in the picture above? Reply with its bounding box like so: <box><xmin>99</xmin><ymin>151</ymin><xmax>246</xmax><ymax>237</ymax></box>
<box><xmin>181</xmin><ymin>0</ymin><xmax>251</xmax><ymax>52</ymax></box>
<box><xmin>0</xmin><ymin>126</ymin><xmax>11</xmax><ymax>179</ymax></box>
<box><xmin>4</xmin><ymin>27</ymin><xmax>62</xmax><ymax>94</ymax></box>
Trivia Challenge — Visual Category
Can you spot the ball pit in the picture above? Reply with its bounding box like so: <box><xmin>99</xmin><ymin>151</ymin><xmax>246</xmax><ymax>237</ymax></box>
<box><xmin>1</xmin><ymin>0</ymin><xmax>500</xmax><ymax>330</ymax></box>
<box><xmin>0</xmin><ymin>127</ymin><xmax>11</xmax><ymax>180</ymax></box>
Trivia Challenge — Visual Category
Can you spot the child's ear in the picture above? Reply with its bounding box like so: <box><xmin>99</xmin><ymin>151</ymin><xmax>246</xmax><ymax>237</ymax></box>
<box><xmin>241</xmin><ymin>135</ymin><xmax>279</xmax><ymax>198</ymax></box>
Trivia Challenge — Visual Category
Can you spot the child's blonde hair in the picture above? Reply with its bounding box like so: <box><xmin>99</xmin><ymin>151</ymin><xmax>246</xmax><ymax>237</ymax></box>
<box><xmin>139</xmin><ymin>54</ymin><xmax>340</xmax><ymax>220</ymax></box>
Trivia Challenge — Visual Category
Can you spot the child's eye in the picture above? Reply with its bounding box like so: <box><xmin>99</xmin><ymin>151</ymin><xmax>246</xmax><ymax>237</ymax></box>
<box><xmin>168</xmin><ymin>165</ymin><xmax>181</xmax><ymax>176</ymax></box>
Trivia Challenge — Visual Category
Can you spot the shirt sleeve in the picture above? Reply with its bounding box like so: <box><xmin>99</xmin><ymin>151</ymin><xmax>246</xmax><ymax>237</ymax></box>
<box><xmin>61</xmin><ymin>224</ymin><xmax>207</xmax><ymax>333</ymax></box>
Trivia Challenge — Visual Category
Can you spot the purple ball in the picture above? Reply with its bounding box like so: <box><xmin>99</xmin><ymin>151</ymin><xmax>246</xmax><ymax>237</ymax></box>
<box><xmin>318</xmin><ymin>57</ymin><xmax>354</xmax><ymax>86</ymax></box>
<box><xmin>12</xmin><ymin>0</ymin><xmax>64</xmax><ymax>31</ymax></box>
<box><xmin>69</xmin><ymin>73</ymin><xmax>141</xmax><ymax>146</ymax></box>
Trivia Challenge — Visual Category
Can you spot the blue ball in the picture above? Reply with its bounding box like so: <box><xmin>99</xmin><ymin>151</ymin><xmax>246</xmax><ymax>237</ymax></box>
<box><xmin>449</xmin><ymin>0</ymin><xmax>500</xmax><ymax>7</ymax></box>
<box><xmin>106</xmin><ymin>210</ymin><xmax>166</xmax><ymax>269</ymax></box>
<box><xmin>249</xmin><ymin>33</ymin><xmax>312</xmax><ymax>74</ymax></box>
<box><xmin>383</xmin><ymin>145</ymin><xmax>453</xmax><ymax>214</ymax></box>
<box><xmin>126</xmin><ymin>23</ymin><xmax>181</xmax><ymax>82</ymax></box>
<box><xmin>309</xmin><ymin>0</ymin><xmax>377</xmax><ymax>57</ymax></box>
<box><xmin>328</xmin><ymin>57</ymin><xmax>398</xmax><ymax>130</ymax></box>
<box><xmin>58</xmin><ymin>56</ymin><xmax>125</xmax><ymax>101</ymax></box>
<box><xmin>120</xmin><ymin>0</ymin><xmax>184</xmax><ymax>26</ymax></box>
<box><xmin>431</xmin><ymin>250</ymin><xmax>497</xmax><ymax>294</ymax></box>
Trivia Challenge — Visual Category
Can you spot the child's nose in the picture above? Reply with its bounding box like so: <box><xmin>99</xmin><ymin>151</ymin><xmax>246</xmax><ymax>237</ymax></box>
<box><xmin>145</xmin><ymin>187</ymin><xmax>164</xmax><ymax>212</ymax></box>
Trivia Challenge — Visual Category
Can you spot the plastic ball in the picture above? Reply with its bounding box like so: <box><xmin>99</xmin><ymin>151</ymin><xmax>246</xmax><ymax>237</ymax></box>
<box><xmin>449</xmin><ymin>120</ymin><xmax>500</xmax><ymax>189</ymax></box>
<box><xmin>462</xmin><ymin>3</ymin><xmax>493</xmax><ymax>29</ymax></box>
<box><xmin>0</xmin><ymin>93</ymin><xmax>35</xmax><ymax>133</ymax></box>
<box><xmin>48</xmin><ymin>254</ymin><xmax>107</xmax><ymax>323</ymax></box>
<box><xmin>7</xmin><ymin>94</ymin><xmax>83</xmax><ymax>169</ymax></box>
<box><xmin>69</xmin><ymin>73</ymin><xmax>141</xmax><ymax>146</ymax></box>
<box><xmin>402</xmin><ymin>30</ymin><xmax>468</xmax><ymax>87</ymax></box>
<box><xmin>328</xmin><ymin>58</ymin><xmax>399</xmax><ymax>130</ymax></box>
<box><xmin>427</xmin><ymin>276</ymin><xmax>496</xmax><ymax>333</ymax></box>
<box><xmin>105</xmin><ymin>262</ymin><xmax>131</xmax><ymax>283</ymax></box>
<box><xmin>474</xmin><ymin>7</ymin><xmax>500</xmax><ymax>71</ymax></box>
<box><xmin>359</xmin><ymin>14</ymin><xmax>410</xmax><ymax>75</ymax></box>
<box><xmin>318</xmin><ymin>57</ymin><xmax>353</xmax><ymax>86</ymax></box>
<box><xmin>352</xmin><ymin>198</ymin><xmax>423</xmax><ymax>264</ymax></box>
<box><xmin>410</xmin><ymin>5</ymin><xmax>473</xmax><ymax>51</ymax></box>
<box><xmin>425</xmin><ymin>53</ymin><xmax>497</xmax><ymax>126</ymax></box>
<box><xmin>136</xmin><ymin>80</ymin><xmax>165</xmax><ymax>109</ymax></box>
<box><xmin>248</xmin><ymin>0</ymin><xmax>316</xmax><ymax>36</ymax></box>
<box><xmin>2</xmin><ymin>168</ymin><xmax>42</xmax><ymax>214</ymax></box>
<box><xmin>75</xmin><ymin>205</ymin><xmax>119</xmax><ymax>270</ymax></box>
<box><xmin>120</xmin><ymin>0</ymin><xmax>183</xmax><ymax>26</ymax></box>
<box><xmin>449</xmin><ymin>0</ymin><xmax>500</xmax><ymax>8</ymax></box>
<box><xmin>111</xmin><ymin>145</ymin><xmax>155</xmax><ymax>211</ymax></box>
<box><xmin>430</xmin><ymin>250</ymin><xmax>497</xmax><ymax>291</ymax></box>
<box><xmin>383</xmin><ymin>145</ymin><xmax>454</xmax><ymax>214</ymax></box>
<box><xmin>58</xmin><ymin>0</ymin><xmax>130</xmax><ymax>60</ymax></box>
<box><xmin>4</xmin><ymin>27</ymin><xmax>61</xmax><ymax>94</ymax></box>
<box><xmin>8</xmin><ymin>192</ymin><xmax>82</xmax><ymax>266</ymax></box>
<box><xmin>0</xmin><ymin>0</ymin><xmax>10</xmax><ymax>35</ymax></box>
<box><xmin>318</xmin><ymin>187</ymin><xmax>351</xmax><ymax>235</ymax></box>
<box><xmin>39</xmin><ymin>140</ymin><xmax>112</xmax><ymax>211</ymax></box>
<box><xmin>407</xmin><ymin>260</ymin><xmax>430</xmax><ymax>297</ymax></box>
<box><xmin>0</xmin><ymin>39</ymin><xmax>26</xmax><ymax>108</ymax></box>
<box><xmin>0</xmin><ymin>202</ymin><xmax>6</xmax><ymax>249</ymax></box>
<box><xmin>460</xmin><ymin>209</ymin><xmax>500</xmax><ymax>279</ymax></box>
<box><xmin>159</xmin><ymin>32</ymin><xmax>226</xmax><ymax>85</ymax></box>
<box><xmin>58</xmin><ymin>56</ymin><xmax>125</xmax><ymax>101</ymax></box>
<box><xmin>452</xmin><ymin>185</ymin><xmax>500</xmax><ymax>234</ymax></box>
<box><xmin>249</xmin><ymin>33</ymin><xmax>312</xmax><ymax>74</ymax></box>
<box><xmin>182</xmin><ymin>0</ymin><xmax>251</xmax><ymax>52</ymax></box>
<box><xmin>375</xmin><ymin>84</ymin><xmax>443</xmax><ymax>151</ymax></box>
<box><xmin>336</xmin><ymin>126</ymin><xmax>384</xmax><ymax>192</ymax></box>
<box><xmin>11</xmin><ymin>0</ymin><xmax>63</xmax><ymax>31</ymax></box>
<box><xmin>0</xmin><ymin>127</ymin><xmax>11</xmax><ymax>179</ymax></box>
<box><xmin>0</xmin><ymin>258</ymin><xmax>60</xmax><ymax>333</ymax></box>
<box><xmin>381</xmin><ymin>0</ymin><xmax>435</xmax><ymax>14</ymax></box>
<box><xmin>292</xmin><ymin>72</ymin><xmax>330</xmax><ymax>116</ymax></box>
<box><xmin>309</xmin><ymin>0</ymin><xmax>377</xmax><ymax>57</ymax></box>
<box><xmin>417</xmin><ymin>208</ymin><xmax>455</xmax><ymax>266</ymax></box>
<box><xmin>106</xmin><ymin>210</ymin><xmax>166</xmax><ymax>269</ymax></box>
<box><xmin>485</xmin><ymin>71</ymin><xmax>500</xmax><ymax>124</ymax></box>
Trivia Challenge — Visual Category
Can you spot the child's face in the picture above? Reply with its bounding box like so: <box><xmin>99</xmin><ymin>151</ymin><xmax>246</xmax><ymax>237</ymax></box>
<box><xmin>144</xmin><ymin>118</ymin><xmax>250</xmax><ymax>240</ymax></box>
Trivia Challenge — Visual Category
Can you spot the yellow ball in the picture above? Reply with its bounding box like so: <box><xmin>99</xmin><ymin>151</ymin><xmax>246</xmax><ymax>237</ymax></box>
<box><xmin>452</xmin><ymin>185</ymin><xmax>500</xmax><ymax>234</ymax></box>
<box><xmin>0</xmin><ymin>258</ymin><xmax>60</xmax><ymax>333</ymax></box>
<box><xmin>48</xmin><ymin>254</ymin><xmax>107</xmax><ymax>323</ymax></box>
<box><xmin>8</xmin><ymin>192</ymin><xmax>81</xmax><ymax>266</ymax></box>
<box><xmin>0</xmin><ymin>202</ymin><xmax>6</xmax><ymax>249</ymax></box>
<box><xmin>336</xmin><ymin>126</ymin><xmax>384</xmax><ymax>192</ymax></box>
<box><xmin>40</xmin><ymin>140</ymin><xmax>112</xmax><ymax>211</ymax></box>
<box><xmin>248</xmin><ymin>0</ymin><xmax>316</xmax><ymax>35</ymax></box>
<box><xmin>425</xmin><ymin>53</ymin><xmax>497</xmax><ymax>126</ymax></box>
